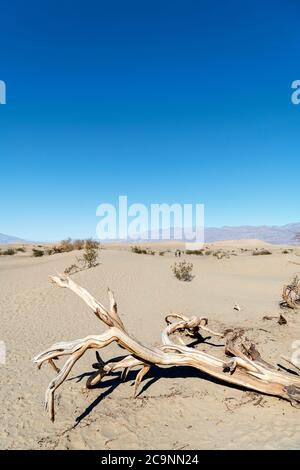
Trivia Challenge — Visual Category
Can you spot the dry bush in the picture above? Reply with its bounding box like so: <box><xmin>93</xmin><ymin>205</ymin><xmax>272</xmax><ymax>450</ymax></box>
<box><xmin>52</xmin><ymin>245</ymin><xmax>63</xmax><ymax>254</ymax></box>
<box><xmin>60</xmin><ymin>238</ymin><xmax>74</xmax><ymax>252</ymax></box>
<box><xmin>85</xmin><ymin>239</ymin><xmax>100</xmax><ymax>250</ymax></box>
<box><xmin>2</xmin><ymin>248</ymin><xmax>16</xmax><ymax>255</ymax></box>
<box><xmin>185</xmin><ymin>249</ymin><xmax>204</xmax><ymax>255</ymax></box>
<box><xmin>32</xmin><ymin>248</ymin><xmax>44</xmax><ymax>257</ymax></box>
<box><xmin>131</xmin><ymin>246</ymin><xmax>155</xmax><ymax>255</ymax></box>
<box><xmin>213</xmin><ymin>250</ymin><xmax>230</xmax><ymax>259</ymax></box>
<box><xmin>64</xmin><ymin>263</ymin><xmax>80</xmax><ymax>275</ymax></box>
<box><xmin>172</xmin><ymin>260</ymin><xmax>194</xmax><ymax>281</ymax></box>
<box><xmin>73</xmin><ymin>239</ymin><xmax>85</xmax><ymax>250</ymax></box>
<box><xmin>252</xmin><ymin>249</ymin><xmax>272</xmax><ymax>256</ymax></box>
<box><xmin>52</xmin><ymin>238</ymin><xmax>99</xmax><ymax>255</ymax></box>
<box><xmin>131</xmin><ymin>246</ymin><xmax>147</xmax><ymax>254</ymax></box>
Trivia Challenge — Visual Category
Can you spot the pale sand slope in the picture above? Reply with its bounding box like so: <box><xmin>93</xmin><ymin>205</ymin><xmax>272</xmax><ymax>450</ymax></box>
<box><xmin>0</xmin><ymin>244</ymin><xmax>300</xmax><ymax>450</ymax></box>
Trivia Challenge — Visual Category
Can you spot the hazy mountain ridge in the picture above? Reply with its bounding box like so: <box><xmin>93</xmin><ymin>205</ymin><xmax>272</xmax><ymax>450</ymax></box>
<box><xmin>204</xmin><ymin>222</ymin><xmax>300</xmax><ymax>245</ymax></box>
<box><xmin>0</xmin><ymin>233</ymin><xmax>30</xmax><ymax>244</ymax></box>
<box><xmin>141</xmin><ymin>222</ymin><xmax>300</xmax><ymax>245</ymax></box>
<box><xmin>1</xmin><ymin>222</ymin><xmax>300</xmax><ymax>245</ymax></box>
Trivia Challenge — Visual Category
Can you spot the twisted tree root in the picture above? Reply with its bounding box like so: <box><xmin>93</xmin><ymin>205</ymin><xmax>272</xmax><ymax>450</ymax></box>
<box><xmin>33</xmin><ymin>274</ymin><xmax>300</xmax><ymax>421</ymax></box>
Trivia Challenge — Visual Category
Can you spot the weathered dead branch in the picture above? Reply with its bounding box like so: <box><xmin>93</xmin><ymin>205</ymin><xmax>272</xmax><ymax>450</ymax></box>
<box><xmin>281</xmin><ymin>276</ymin><xmax>300</xmax><ymax>309</ymax></box>
<box><xmin>34</xmin><ymin>275</ymin><xmax>300</xmax><ymax>421</ymax></box>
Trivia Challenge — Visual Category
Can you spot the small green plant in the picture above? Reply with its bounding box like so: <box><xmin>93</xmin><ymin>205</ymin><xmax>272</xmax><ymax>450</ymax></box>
<box><xmin>81</xmin><ymin>242</ymin><xmax>99</xmax><ymax>268</ymax></box>
<box><xmin>32</xmin><ymin>248</ymin><xmax>44</xmax><ymax>257</ymax></box>
<box><xmin>172</xmin><ymin>260</ymin><xmax>194</xmax><ymax>281</ymax></box>
<box><xmin>3</xmin><ymin>248</ymin><xmax>16</xmax><ymax>255</ymax></box>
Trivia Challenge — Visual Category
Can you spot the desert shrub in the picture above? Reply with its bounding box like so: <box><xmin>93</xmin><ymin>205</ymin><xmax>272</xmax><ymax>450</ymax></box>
<box><xmin>131</xmin><ymin>246</ymin><xmax>148</xmax><ymax>254</ymax></box>
<box><xmin>186</xmin><ymin>250</ymin><xmax>204</xmax><ymax>255</ymax></box>
<box><xmin>213</xmin><ymin>250</ymin><xmax>230</xmax><ymax>259</ymax></box>
<box><xmin>131</xmin><ymin>246</ymin><xmax>155</xmax><ymax>255</ymax></box>
<box><xmin>81</xmin><ymin>244</ymin><xmax>99</xmax><ymax>268</ymax></box>
<box><xmin>60</xmin><ymin>238</ymin><xmax>74</xmax><ymax>252</ymax></box>
<box><xmin>172</xmin><ymin>260</ymin><xmax>194</xmax><ymax>281</ymax></box>
<box><xmin>16</xmin><ymin>247</ymin><xmax>26</xmax><ymax>252</ymax></box>
<box><xmin>3</xmin><ymin>248</ymin><xmax>16</xmax><ymax>255</ymax></box>
<box><xmin>73</xmin><ymin>239</ymin><xmax>85</xmax><ymax>250</ymax></box>
<box><xmin>32</xmin><ymin>248</ymin><xmax>44</xmax><ymax>257</ymax></box>
<box><xmin>52</xmin><ymin>245</ymin><xmax>63</xmax><ymax>254</ymax></box>
<box><xmin>252</xmin><ymin>249</ymin><xmax>272</xmax><ymax>256</ymax></box>
<box><xmin>85</xmin><ymin>239</ymin><xmax>100</xmax><ymax>250</ymax></box>
<box><xmin>205</xmin><ymin>250</ymin><xmax>212</xmax><ymax>255</ymax></box>
<box><xmin>46</xmin><ymin>248</ymin><xmax>54</xmax><ymax>255</ymax></box>
<box><xmin>159</xmin><ymin>251</ymin><xmax>166</xmax><ymax>256</ymax></box>
<box><xmin>64</xmin><ymin>263</ymin><xmax>79</xmax><ymax>275</ymax></box>
<box><xmin>132</xmin><ymin>246</ymin><xmax>146</xmax><ymax>254</ymax></box>
<box><xmin>51</xmin><ymin>238</ymin><xmax>99</xmax><ymax>255</ymax></box>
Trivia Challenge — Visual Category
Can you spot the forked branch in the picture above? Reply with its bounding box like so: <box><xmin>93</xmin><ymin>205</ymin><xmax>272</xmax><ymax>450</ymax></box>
<box><xmin>34</xmin><ymin>274</ymin><xmax>300</xmax><ymax>421</ymax></box>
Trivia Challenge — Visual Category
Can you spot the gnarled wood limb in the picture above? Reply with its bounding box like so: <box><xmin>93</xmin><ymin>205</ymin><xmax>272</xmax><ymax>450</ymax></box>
<box><xmin>34</xmin><ymin>274</ymin><xmax>300</xmax><ymax>421</ymax></box>
<box><xmin>281</xmin><ymin>275</ymin><xmax>300</xmax><ymax>309</ymax></box>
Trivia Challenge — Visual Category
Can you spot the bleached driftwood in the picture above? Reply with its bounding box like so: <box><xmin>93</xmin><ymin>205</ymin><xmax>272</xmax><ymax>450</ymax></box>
<box><xmin>34</xmin><ymin>275</ymin><xmax>300</xmax><ymax>421</ymax></box>
<box><xmin>281</xmin><ymin>276</ymin><xmax>300</xmax><ymax>309</ymax></box>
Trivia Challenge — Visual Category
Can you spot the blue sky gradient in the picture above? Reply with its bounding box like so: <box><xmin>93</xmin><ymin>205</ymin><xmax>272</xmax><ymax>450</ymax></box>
<box><xmin>0</xmin><ymin>0</ymin><xmax>300</xmax><ymax>240</ymax></box>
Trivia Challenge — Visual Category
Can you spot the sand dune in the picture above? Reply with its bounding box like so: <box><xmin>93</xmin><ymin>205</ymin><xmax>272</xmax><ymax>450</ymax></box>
<box><xmin>0</xmin><ymin>244</ymin><xmax>300</xmax><ymax>449</ymax></box>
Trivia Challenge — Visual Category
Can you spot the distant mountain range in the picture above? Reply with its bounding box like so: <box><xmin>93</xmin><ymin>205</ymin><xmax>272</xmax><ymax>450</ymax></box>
<box><xmin>1</xmin><ymin>223</ymin><xmax>300</xmax><ymax>245</ymax></box>
<box><xmin>204</xmin><ymin>223</ymin><xmax>300</xmax><ymax>245</ymax></box>
<box><xmin>0</xmin><ymin>233</ymin><xmax>30</xmax><ymax>244</ymax></box>
<box><xmin>140</xmin><ymin>222</ymin><xmax>300</xmax><ymax>245</ymax></box>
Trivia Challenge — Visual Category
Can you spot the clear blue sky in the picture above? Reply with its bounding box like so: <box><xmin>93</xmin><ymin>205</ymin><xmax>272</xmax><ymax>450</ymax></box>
<box><xmin>0</xmin><ymin>0</ymin><xmax>300</xmax><ymax>241</ymax></box>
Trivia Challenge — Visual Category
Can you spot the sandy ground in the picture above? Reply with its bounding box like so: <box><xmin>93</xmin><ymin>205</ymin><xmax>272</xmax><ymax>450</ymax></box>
<box><xmin>0</xmin><ymin>241</ymin><xmax>300</xmax><ymax>450</ymax></box>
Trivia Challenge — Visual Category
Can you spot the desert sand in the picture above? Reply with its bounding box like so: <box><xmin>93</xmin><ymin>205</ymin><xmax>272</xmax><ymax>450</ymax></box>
<box><xmin>0</xmin><ymin>241</ymin><xmax>300</xmax><ymax>449</ymax></box>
